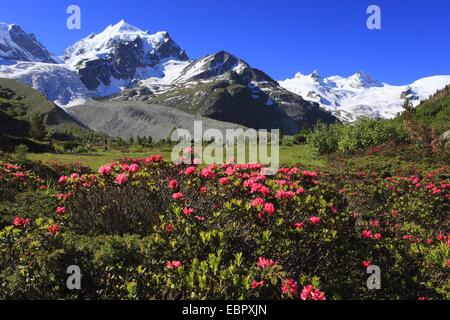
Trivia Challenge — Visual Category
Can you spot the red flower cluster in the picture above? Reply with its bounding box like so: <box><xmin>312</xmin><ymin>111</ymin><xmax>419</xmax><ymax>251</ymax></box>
<box><xmin>300</xmin><ymin>285</ymin><xmax>326</xmax><ymax>301</ymax></box>
<box><xmin>13</xmin><ymin>216</ymin><xmax>30</xmax><ymax>227</ymax></box>
<box><xmin>251</xmin><ymin>280</ymin><xmax>265</xmax><ymax>289</ymax></box>
<box><xmin>166</xmin><ymin>261</ymin><xmax>182</xmax><ymax>269</ymax></box>
<box><xmin>281</xmin><ymin>278</ymin><xmax>298</xmax><ymax>297</ymax></box>
<box><xmin>257</xmin><ymin>257</ymin><xmax>276</xmax><ymax>269</ymax></box>
<box><xmin>48</xmin><ymin>224</ymin><xmax>60</xmax><ymax>236</ymax></box>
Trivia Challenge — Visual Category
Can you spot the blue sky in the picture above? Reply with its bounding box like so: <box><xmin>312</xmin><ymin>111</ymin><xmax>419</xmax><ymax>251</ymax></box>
<box><xmin>1</xmin><ymin>0</ymin><xmax>449</xmax><ymax>84</ymax></box>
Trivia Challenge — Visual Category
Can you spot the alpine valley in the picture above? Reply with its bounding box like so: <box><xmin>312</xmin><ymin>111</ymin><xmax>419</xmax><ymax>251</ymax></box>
<box><xmin>1</xmin><ymin>20</ymin><xmax>449</xmax><ymax>139</ymax></box>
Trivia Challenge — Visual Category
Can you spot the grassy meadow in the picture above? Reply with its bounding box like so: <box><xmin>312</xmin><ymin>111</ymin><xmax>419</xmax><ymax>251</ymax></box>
<box><xmin>27</xmin><ymin>144</ymin><xmax>325</xmax><ymax>171</ymax></box>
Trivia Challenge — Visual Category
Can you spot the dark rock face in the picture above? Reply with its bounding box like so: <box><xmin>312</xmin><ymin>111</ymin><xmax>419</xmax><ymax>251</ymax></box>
<box><xmin>149</xmin><ymin>32</ymin><xmax>188</xmax><ymax>65</ymax></box>
<box><xmin>119</xmin><ymin>51</ymin><xmax>338</xmax><ymax>134</ymax></box>
<box><xmin>1</xmin><ymin>24</ymin><xmax>58</xmax><ymax>63</ymax></box>
<box><xmin>68</xmin><ymin>33</ymin><xmax>188</xmax><ymax>91</ymax></box>
<box><xmin>400</xmin><ymin>88</ymin><xmax>419</xmax><ymax>101</ymax></box>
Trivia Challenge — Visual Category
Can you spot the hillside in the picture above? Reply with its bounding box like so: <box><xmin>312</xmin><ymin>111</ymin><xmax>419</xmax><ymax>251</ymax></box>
<box><xmin>68</xmin><ymin>100</ymin><xmax>248</xmax><ymax>141</ymax></box>
<box><xmin>0</xmin><ymin>78</ymin><xmax>83</xmax><ymax>126</ymax></box>
<box><xmin>413</xmin><ymin>85</ymin><xmax>450</xmax><ymax>134</ymax></box>
<box><xmin>0</xmin><ymin>78</ymin><xmax>86</xmax><ymax>151</ymax></box>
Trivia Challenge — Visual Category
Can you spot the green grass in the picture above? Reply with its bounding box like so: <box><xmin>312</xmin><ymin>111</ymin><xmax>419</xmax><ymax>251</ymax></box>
<box><xmin>27</xmin><ymin>144</ymin><xmax>324</xmax><ymax>171</ymax></box>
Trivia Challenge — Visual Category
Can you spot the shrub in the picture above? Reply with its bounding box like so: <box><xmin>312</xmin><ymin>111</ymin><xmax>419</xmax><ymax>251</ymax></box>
<box><xmin>308</xmin><ymin>119</ymin><xmax>408</xmax><ymax>155</ymax></box>
<box><xmin>14</xmin><ymin>144</ymin><xmax>28</xmax><ymax>162</ymax></box>
<box><xmin>0</xmin><ymin>156</ymin><xmax>448</xmax><ymax>300</ymax></box>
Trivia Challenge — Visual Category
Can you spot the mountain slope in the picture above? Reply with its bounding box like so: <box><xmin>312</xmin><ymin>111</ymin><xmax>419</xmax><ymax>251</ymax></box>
<box><xmin>279</xmin><ymin>71</ymin><xmax>450</xmax><ymax>122</ymax></box>
<box><xmin>0</xmin><ymin>78</ymin><xmax>83</xmax><ymax>128</ymax></box>
<box><xmin>0</xmin><ymin>78</ymin><xmax>88</xmax><ymax>152</ymax></box>
<box><xmin>116</xmin><ymin>51</ymin><xmax>337</xmax><ymax>134</ymax></box>
<box><xmin>0</xmin><ymin>23</ymin><xmax>59</xmax><ymax>63</ymax></box>
<box><xmin>408</xmin><ymin>84</ymin><xmax>450</xmax><ymax>134</ymax></box>
<box><xmin>68</xmin><ymin>100</ymin><xmax>247</xmax><ymax>141</ymax></box>
<box><xmin>63</xmin><ymin>20</ymin><xmax>188</xmax><ymax>94</ymax></box>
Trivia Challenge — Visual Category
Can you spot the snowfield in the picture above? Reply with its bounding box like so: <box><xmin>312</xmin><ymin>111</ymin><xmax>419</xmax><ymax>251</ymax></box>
<box><xmin>0</xmin><ymin>60</ymin><xmax>89</xmax><ymax>107</ymax></box>
<box><xmin>279</xmin><ymin>71</ymin><xmax>450</xmax><ymax>122</ymax></box>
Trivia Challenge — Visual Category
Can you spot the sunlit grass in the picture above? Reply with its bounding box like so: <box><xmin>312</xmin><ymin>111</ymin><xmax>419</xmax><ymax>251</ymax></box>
<box><xmin>27</xmin><ymin>144</ymin><xmax>324</xmax><ymax>171</ymax></box>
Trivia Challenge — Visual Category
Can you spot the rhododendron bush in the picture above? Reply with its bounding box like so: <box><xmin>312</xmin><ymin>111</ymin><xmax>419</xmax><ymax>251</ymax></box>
<box><xmin>0</xmin><ymin>157</ymin><xmax>448</xmax><ymax>300</ymax></box>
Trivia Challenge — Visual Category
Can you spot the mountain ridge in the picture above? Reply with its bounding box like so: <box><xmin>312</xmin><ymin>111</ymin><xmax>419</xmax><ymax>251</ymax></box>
<box><xmin>279</xmin><ymin>71</ymin><xmax>450</xmax><ymax>122</ymax></box>
<box><xmin>0</xmin><ymin>20</ymin><xmax>448</xmax><ymax>134</ymax></box>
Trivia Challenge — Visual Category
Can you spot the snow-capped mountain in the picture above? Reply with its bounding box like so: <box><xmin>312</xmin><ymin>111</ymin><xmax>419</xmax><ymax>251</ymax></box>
<box><xmin>118</xmin><ymin>51</ymin><xmax>336</xmax><ymax>134</ymax></box>
<box><xmin>1</xmin><ymin>19</ymin><xmax>449</xmax><ymax>132</ymax></box>
<box><xmin>0</xmin><ymin>60</ymin><xmax>89</xmax><ymax>107</ymax></box>
<box><xmin>63</xmin><ymin>20</ymin><xmax>188</xmax><ymax>94</ymax></box>
<box><xmin>0</xmin><ymin>22</ymin><xmax>60</xmax><ymax>63</ymax></box>
<box><xmin>279</xmin><ymin>71</ymin><xmax>450</xmax><ymax>122</ymax></box>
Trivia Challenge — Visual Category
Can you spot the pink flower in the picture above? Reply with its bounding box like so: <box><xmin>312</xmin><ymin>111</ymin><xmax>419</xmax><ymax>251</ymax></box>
<box><xmin>257</xmin><ymin>257</ymin><xmax>276</xmax><ymax>269</ymax></box>
<box><xmin>251</xmin><ymin>198</ymin><xmax>265</xmax><ymax>208</ymax></box>
<box><xmin>309</xmin><ymin>216</ymin><xmax>321</xmax><ymax>225</ymax></box>
<box><xmin>58</xmin><ymin>176</ymin><xmax>69</xmax><ymax>184</ymax></box>
<box><xmin>195</xmin><ymin>216</ymin><xmax>205</xmax><ymax>222</ymax></box>
<box><xmin>200</xmin><ymin>167</ymin><xmax>216</xmax><ymax>179</ymax></box>
<box><xmin>263</xmin><ymin>202</ymin><xmax>275</xmax><ymax>215</ymax></box>
<box><xmin>185</xmin><ymin>166</ymin><xmax>196</xmax><ymax>175</ymax></box>
<box><xmin>219</xmin><ymin>177</ymin><xmax>230</xmax><ymax>185</ymax></box>
<box><xmin>183</xmin><ymin>207</ymin><xmax>194</xmax><ymax>216</ymax></box>
<box><xmin>373</xmin><ymin>233</ymin><xmax>383</xmax><ymax>240</ymax></box>
<box><xmin>281</xmin><ymin>279</ymin><xmax>298</xmax><ymax>296</ymax></box>
<box><xmin>293</xmin><ymin>222</ymin><xmax>305</xmax><ymax>230</ymax></box>
<box><xmin>172</xmin><ymin>192</ymin><xmax>184</xmax><ymax>201</ymax></box>
<box><xmin>166</xmin><ymin>261</ymin><xmax>182</xmax><ymax>270</ymax></box>
<box><xmin>276</xmin><ymin>190</ymin><xmax>295</xmax><ymax>200</ymax></box>
<box><xmin>165</xmin><ymin>224</ymin><xmax>174</xmax><ymax>233</ymax></box>
<box><xmin>70</xmin><ymin>173</ymin><xmax>79</xmax><ymax>180</ymax></box>
<box><xmin>13</xmin><ymin>216</ymin><xmax>30</xmax><ymax>227</ymax></box>
<box><xmin>121</xmin><ymin>163</ymin><xmax>130</xmax><ymax>172</ymax></box>
<box><xmin>48</xmin><ymin>224</ymin><xmax>60</xmax><ymax>236</ymax></box>
<box><xmin>331</xmin><ymin>207</ymin><xmax>338</xmax><ymax>214</ymax></box>
<box><xmin>361</xmin><ymin>230</ymin><xmax>373</xmax><ymax>239</ymax></box>
<box><xmin>199</xmin><ymin>186</ymin><xmax>209</xmax><ymax>194</ymax></box>
<box><xmin>296</xmin><ymin>188</ymin><xmax>305</xmax><ymax>195</ymax></box>
<box><xmin>311</xmin><ymin>289</ymin><xmax>326</xmax><ymax>301</ymax></box>
<box><xmin>98</xmin><ymin>165</ymin><xmax>112</xmax><ymax>175</ymax></box>
<box><xmin>369</xmin><ymin>219</ymin><xmax>380</xmax><ymax>227</ymax></box>
<box><xmin>39</xmin><ymin>185</ymin><xmax>47</xmax><ymax>191</ymax></box>
<box><xmin>168</xmin><ymin>180</ymin><xmax>179</xmax><ymax>190</ymax></box>
<box><xmin>114</xmin><ymin>173</ymin><xmax>128</xmax><ymax>185</ymax></box>
<box><xmin>300</xmin><ymin>285</ymin><xmax>326</xmax><ymax>301</ymax></box>
<box><xmin>56</xmin><ymin>206</ymin><xmax>66</xmax><ymax>215</ymax></box>
<box><xmin>362</xmin><ymin>260</ymin><xmax>372</xmax><ymax>269</ymax></box>
<box><xmin>129</xmin><ymin>164</ymin><xmax>140</xmax><ymax>173</ymax></box>
<box><xmin>300</xmin><ymin>285</ymin><xmax>314</xmax><ymax>300</ymax></box>
<box><xmin>145</xmin><ymin>155</ymin><xmax>164</xmax><ymax>163</ymax></box>
<box><xmin>251</xmin><ymin>280</ymin><xmax>265</xmax><ymax>289</ymax></box>
<box><xmin>259</xmin><ymin>186</ymin><xmax>271</xmax><ymax>196</ymax></box>
<box><xmin>303</xmin><ymin>170</ymin><xmax>318</xmax><ymax>179</ymax></box>
<box><xmin>418</xmin><ymin>297</ymin><xmax>428</xmax><ymax>301</ymax></box>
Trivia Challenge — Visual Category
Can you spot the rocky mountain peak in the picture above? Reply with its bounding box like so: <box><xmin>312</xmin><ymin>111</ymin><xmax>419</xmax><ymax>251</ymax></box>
<box><xmin>310</xmin><ymin>69</ymin><xmax>322</xmax><ymax>82</ymax></box>
<box><xmin>62</xmin><ymin>21</ymin><xmax>188</xmax><ymax>92</ymax></box>
<box><xmin>0</xmin><ymin>22</ymin><xmax>59</xmax><ymax>63</ymax></box>
<box><xmin>348</xmin><ymin>70</ymin><xmax>381</xmax><ymax>88</ymax></box>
